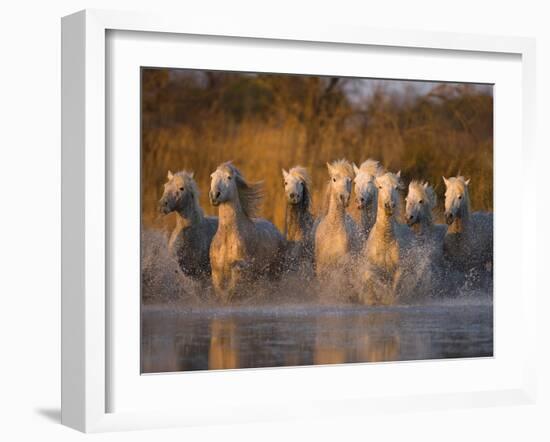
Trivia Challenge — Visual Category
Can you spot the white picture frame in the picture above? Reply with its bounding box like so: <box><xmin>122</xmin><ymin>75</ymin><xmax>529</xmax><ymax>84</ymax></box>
<box><xmin>61</xmin><ymin>9</ymin><xmax>537</xmax><ymax>433</ymax></box>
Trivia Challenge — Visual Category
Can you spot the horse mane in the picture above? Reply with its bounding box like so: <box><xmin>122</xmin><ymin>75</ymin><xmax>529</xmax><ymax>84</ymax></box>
<box><xmin>379</xmin><ymin>171</ymin><xmax>402</xmax><ymax>188</ymax></box>
<box><xmin>219</xmin><ymin>162</ymin><xmax>263</xmax><ymax>219</ymax></box>
<box><xmin>288</xmin><ymin>166</ymin><xmax>312</xmax><ymax>210</ymax></box>
<box><xmin>358</xmin><ymin>159</ymin><xmax>384</xmax><ymax>178</ymax></box>
<box><xmin>329</xmin><ymin>158</ymin><xmax>355</xmax><ymax>178</ymax></box>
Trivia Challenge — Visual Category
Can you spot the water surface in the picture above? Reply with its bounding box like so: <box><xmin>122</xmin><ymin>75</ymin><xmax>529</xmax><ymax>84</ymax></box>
<box><xmin>141</xmin><ymin>301</ymin><xmax>493</xmax><ymax>373</ymax></box>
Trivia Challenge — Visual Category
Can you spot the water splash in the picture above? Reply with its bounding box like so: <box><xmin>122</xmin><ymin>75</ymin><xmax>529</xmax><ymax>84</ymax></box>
<box><xmin>141</xmin><ymin>228</ymin><xmax>492</xmax><ymax>307</ymax></box>
<box><xmin>141</xmin><ymin>229</ymin><xmax>205</xmax><ymax>304</ymax></box>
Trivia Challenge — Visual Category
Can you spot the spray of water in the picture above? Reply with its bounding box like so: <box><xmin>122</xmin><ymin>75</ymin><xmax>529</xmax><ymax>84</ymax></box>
<box><xmin>141</xmin><ymin>229</ymin><xmax>206</xmax><ymax>305</ymax></box>
<box><xmin>141</xmin><ymin>228</ymin><xmax>492</xmax><ymax>308</ymax></box>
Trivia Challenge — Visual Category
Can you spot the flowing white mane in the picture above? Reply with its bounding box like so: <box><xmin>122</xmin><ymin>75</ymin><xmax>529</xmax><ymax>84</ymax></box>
<box><xmin>216</xmin><ymin>161</ymin><xmax>264</xmax><ymax>219</ymax></box>
<box><xmin>329</xmin><ymin>158</ymin><xmax>355</xmax><ymax>178</ymax></box>
<box><xmin>288</xmin><ymin>166</ymin><xmax>311</xmax><ymax>187</ymax></box>
<box><xmin>377</xmin><ymin>171</ymin><xmax>403</xmax><ymax>190</ymax></box>
<box><xmin>357</xmin><ymin>159</ymin><xmax>384</xmax><ymax>178</ymax></box>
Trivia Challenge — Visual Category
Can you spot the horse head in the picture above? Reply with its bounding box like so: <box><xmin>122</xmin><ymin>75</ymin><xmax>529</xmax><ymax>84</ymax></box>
<box><xmin>405</xmin><ymin>181</ymin><xmax>436</xmax><ymax>226</ymax></box>
<box><xmin>159</xmin><ymin>170</ymin><xmax>198</xmax><ymax>215</ymax></box>
<box><xmin>282</xmin><ymin>166</ymin><xmax>310</xmax><ymax>207</ymax></box>
<box><xmin>442</xmin><ymin>176</ymin><xmax>470</xmax><ymax>225</ymax></box>
<box><xmin>353</xmin><ymin>160</ymin><xmax>382</xmax><ymax>210</ymax></box>
<box><xmin>327</xmin><ymin>159</ymin><xmax>354</xmax><ymax>209</ymax></box>
<box><xmin>375</xmin><ymin>171</ymin><xmax>403</xmax><ymax>217</ymax></box>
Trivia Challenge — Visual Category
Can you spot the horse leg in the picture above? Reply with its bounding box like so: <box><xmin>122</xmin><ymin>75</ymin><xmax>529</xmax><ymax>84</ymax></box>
<box><xmin>225</xmin><ymin>260</ymin><xmax>250</xmax><ymax>302</ymax></box>
<box><xmin>360</xmin><ymin>265</ymin><xmax>388</xmax><ymax>305</ymax></box>
<box><xmin>211</xmin><ymin>267</ymin><xmax>231</xmax><ymax>303</ymax></box>
<box><xmin>389</xmin><ymin>268</ymin><xmax>403</xmax><ymax>303</ymax></box>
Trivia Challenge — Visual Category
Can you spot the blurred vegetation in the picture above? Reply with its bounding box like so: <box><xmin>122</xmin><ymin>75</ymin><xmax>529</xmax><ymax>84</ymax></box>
<box><xmin>142</xmin><ymin>68</ymin><xmax>493</xmax><ymax>232</ymax></box>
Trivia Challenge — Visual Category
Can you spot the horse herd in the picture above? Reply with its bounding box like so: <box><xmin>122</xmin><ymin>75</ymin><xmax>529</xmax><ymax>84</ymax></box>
<box><xmin>158</xmin><ymin>159</ymin><xmax>493</xmax><ymax>304</ymax></box>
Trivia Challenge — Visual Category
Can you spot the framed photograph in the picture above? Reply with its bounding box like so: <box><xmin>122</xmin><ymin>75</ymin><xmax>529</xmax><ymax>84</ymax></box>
<box><xmin>61</xmin><ymin>9</ymin><xmax>537</xmax><ymax>433</ymax></box>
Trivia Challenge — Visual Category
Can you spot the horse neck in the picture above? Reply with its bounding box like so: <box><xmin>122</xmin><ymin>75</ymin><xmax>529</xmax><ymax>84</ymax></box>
<box><xmin>360</xmin><ymin>200</ymin><xmax>377</xmax><ymax>234</ymax></box>
<box><xmin>217</xmin><ymin>197</ymin><xmax>251</xmax><ymax>231</ymax></box>
<box><xmin>325</xmin><ymin>191</ymin><xmax>346</xmax><ymax>227</ymax></box>
<box><xmin>447</xmin><ymin>202</ymin><xmax>471</xmax><ymax>234</ymax></box>
<box><xmin>412</xmin><ymin>209</ymin><xmax>433</xmax><ymax>235</ymax></box>
<box><xmin>175</xmin><ymin>200</ymin><xmax>204</xmax><ymax>229</ymax></box>
<box><xmin>373</xmin><ymin>201</ymin><xmax>396</xmax><ymax>244</ymax></box>
<box><xmin>285</xmin><ymin>200</ymin><xmax>312</xmax><ymax>241</ymax></box>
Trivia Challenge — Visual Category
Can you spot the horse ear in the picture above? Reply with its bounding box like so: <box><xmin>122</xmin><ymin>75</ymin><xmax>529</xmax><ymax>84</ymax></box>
<box><xmin>326</xmin><ymin>162</ymin><xmax>333</xmax><ymax>174</ymax></box>
<box><xmin>396</xmin><ymin>170</ymin><xmax>401</xmax><ymax>178</ymax></box>
<box><xmin>167</xmin><ymin>170</ymin><xmax>174</xmax><ymax>180</ymax></box>
<box><xmin>423</xmin><ymin>182</ymin><xmax>429</xmax><ymax>189</ymax></box>
<box><xmin>189</xmin><ymin>171</ymin><xmax>194</xmax><ymax>179</ymax></box>
<box><xmin>282</xmin><ymin>169</ymin><xmax>289</xmax><ymax>179</ymax></box>
<box><xmin>353</xmin><ymin>163</ymin><xmax>360</xmax><ymax>175</ymax></box>
<box><xmin>465</xmin><ymin>178</ymin><xmax>471</xmax><ymax>186</ymax></box>
<box><xmin>442</xmin><ymin>176</ymin><xmax>449</xmax><ymax>186</ymax></box>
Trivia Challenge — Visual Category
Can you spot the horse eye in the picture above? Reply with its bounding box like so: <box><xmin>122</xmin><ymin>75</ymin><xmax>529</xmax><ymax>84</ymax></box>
<box><xmin>378</xmin><ymin>186</ymin><xmax>382</xmax><ymax>189</ymax></box>
<box><xmin>458</xmin><ymin>195</ymin><xmax>462</xmax><ymax>199</ymax></box>
<box><xmin>419</xmin><ymin>199</ymin><xmax>423</xmax><ymax>204</ymax></box>
<box><xmin>332</xmin><ymin>178</ymin><xmax>336</xmax><ymax>183</ymax></box>
<box><xmin>179</xmin><ymin>187</ymin><xmax>184</xmax><ymax>191</ymax></box>
<box><xmin>227</xmin><ymin>175</ymin><xmax>232</xmax><ymax>180</ymax></box>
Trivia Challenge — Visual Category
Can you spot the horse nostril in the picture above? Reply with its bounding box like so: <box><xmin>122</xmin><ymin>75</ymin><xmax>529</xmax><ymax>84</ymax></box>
<box><xmin>360</xmin><ymin>197</ymin><xmax>365</xmax><ymax>203</ymax></box>
<box><xmin>215</xmin><ymin>191</ymin><xmax>221</xmax><ymax>199</ymax></box>
<box><xmin>290</xmin><ymin>193</ymin><xmax>296</xmax><ymax>198</ymax></box>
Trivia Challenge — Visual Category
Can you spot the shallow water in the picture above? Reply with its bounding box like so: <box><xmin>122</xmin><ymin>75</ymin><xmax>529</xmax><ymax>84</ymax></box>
<box><xmin>141</xmin><ymin>301</ymin><xmax>493</xmax><ymax>373</ymax></box>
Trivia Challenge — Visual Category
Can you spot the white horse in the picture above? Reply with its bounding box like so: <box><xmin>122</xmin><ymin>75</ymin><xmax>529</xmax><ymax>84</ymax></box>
<box><xmin>158</xmin><ymin>170</ymin><xmax>218</xmax><ymax>279</ymax></box>
<box><xmin>282</xmin><ymin>166</ymin><xmax>315</xmax><ymax>269</ymax></box>
<box><xmin>442</xmin><ymin>176</ymin><xmax>493</xmax><ymax>272</ymax></box>
<box><xmin>209</xmin><ymin>162</ymin><xmax>285</xmax><ymax>302</ymax></box>
<box><xmin>360</xmin><ymin>171</ymin><xmax>412</xmax><ymax>304</ymax></box>
<box><xmin>405</xmin><ymin>180</ymin><xmax>447</xmax><ymax>250</ymax></box>
<box><xmin>404</xmin><ymin>180</ymin><xmax>448</xmax><ymax>297</ymax></box>
<box><xmin>353</xmin><ymin>159</ymin><xmax>384</xmax><ymax>241</ymax></box>
<box><xmin>314</xmin><ymin>159</ymin><xmax>360</xmax><ymax>277</ymax></box>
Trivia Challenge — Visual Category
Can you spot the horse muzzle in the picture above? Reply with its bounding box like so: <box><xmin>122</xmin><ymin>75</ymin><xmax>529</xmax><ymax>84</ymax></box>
<box><xmin>445</xmin><ymin>212</ymin><xmax>454</xmax><ymax>225</ymax></box>
<box><xmin>288</xmin><ymin>193</ymin><xmax>300</xmax><ymax>204</ymax></box>
<box><xmin>339</xmin><ymin>194</ymin><xmax>350</xmax><ymax>207</ymax></box>
<box><xmin>406</xmin><ymin>214</ymin><xmax>417</xmax><ymax>226</ymax></box>
<box><xmin>209</xmin><ymin>191</ymin><xmax>221</xmax><ymax>206</ymax></box>
<box><xmin>158</xmin><ymin>200</ymin><xmax>171</xmax><ymax>215</ymax></box>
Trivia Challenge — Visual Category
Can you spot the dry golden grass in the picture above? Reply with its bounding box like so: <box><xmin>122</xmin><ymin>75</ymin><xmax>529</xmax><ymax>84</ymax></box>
<box><xmin>141</xmin><ymin>70</ymin><xmax>493</xmax><ymax>233</ymax></box>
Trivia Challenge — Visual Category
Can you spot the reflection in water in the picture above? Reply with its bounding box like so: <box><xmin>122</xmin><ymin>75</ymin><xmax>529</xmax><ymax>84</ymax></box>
<box><xmin>141</xmin><ymin>303</ymin><xmax>493</xmax><ymax>373</ymax></box>
<box><xmin>312</xmin><ymin>314</ymin><xmax>401</xmax><ymax>365</ymax></box>
<box><xmin>209</xmin><ymin>319</ymin><xmax>240</xmax><ymax>370</ymax></box>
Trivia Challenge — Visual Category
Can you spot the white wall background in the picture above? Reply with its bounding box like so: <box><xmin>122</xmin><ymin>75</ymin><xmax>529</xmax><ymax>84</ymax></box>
<box><xmin>0</xmin><ymin>1</ymin><xmax>547</xmax><ymax>440</ymax></box>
